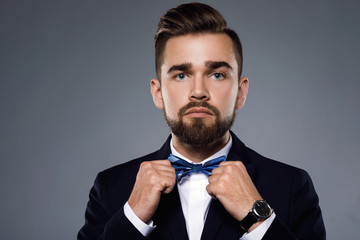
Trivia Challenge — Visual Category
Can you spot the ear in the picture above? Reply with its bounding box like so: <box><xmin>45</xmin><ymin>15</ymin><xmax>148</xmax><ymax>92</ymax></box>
<box><xmin>235</xmin><ymin>76</ymin><xmax>249</xmax><ymax>110</ymax></box>
<box><xmin>150</xmin><ymin>78</ymin><xmax>164</xmax><ymax>109</ymax></box>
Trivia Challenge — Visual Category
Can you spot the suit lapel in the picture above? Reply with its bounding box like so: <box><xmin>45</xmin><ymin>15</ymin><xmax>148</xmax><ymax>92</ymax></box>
<box><xmin>201</xmin><ymin>198</ymin><xmax>226</xmax><ymax>239</ymax></box>
<box><xmin>153</xmin><ymin>185</ymin><xmax>188</xmax><ymax>240</ymax></box>
<box><xmin>227</xmin><ymin>131</ymin><xmax>255</xmax><ymax>177</ymax></box>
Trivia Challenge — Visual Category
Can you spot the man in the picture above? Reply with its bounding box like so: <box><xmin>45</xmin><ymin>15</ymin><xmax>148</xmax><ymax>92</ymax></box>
<box><xmin>78</xmin><ymin>3</ymin><xmax>325</xmax><ymax>240</ymax></box>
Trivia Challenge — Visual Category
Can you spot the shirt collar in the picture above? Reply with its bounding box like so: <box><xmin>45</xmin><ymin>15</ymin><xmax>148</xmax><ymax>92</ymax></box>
<box><xmin>170</xmin><ymin>134</ymin><xmax>233</xmax><ymax>165</ymax></box>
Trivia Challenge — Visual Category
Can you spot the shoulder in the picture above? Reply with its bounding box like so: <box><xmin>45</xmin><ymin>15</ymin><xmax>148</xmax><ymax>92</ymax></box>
<box><xmin>244</xmin><ymin>145</ymin><xmax>318</xmax><ymax>205</ymax></box>
<box><xmin>248</xmin><ymin>146</ymin><xmax>307</xmax><ymax>176</ymax></box>
<box><xmin>230</xmin><ymin>132</ymin><xmax>313</xmax><ymax>195</ymax></box>
<box><xmin>245</xmin><ymin>145</ymin><xmax>313</xmax><ymax>190</ymax></box>
<box><xmin>230</xmin><ymin>132</ymin><xmax>308</xmax><ymax>179</ymax></box>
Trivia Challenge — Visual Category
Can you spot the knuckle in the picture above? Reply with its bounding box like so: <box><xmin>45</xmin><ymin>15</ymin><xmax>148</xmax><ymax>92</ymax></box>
<box><xmin>238</xmin><ymin>161</ymin><xmax>245</xmax><ymax>169</ymax></box>
<box><xmin>140</xmin><ymin>161</ymin><xmax>151</xmax><ymax>169</ymax></box>
<box><xmin>206</xmin><ymin>184</ymin><xmax>213</xmax><ymax>194</ymax></box>
<box><xmin>140</xmin><ymin>161</ymin><xmax>148</xmax><ymax>167</ymax></box>
<box><xmin>207</xmin><ymin>183</ymin><xmax>215</xmax><ymax>192</ymax></box>
<box><xmin>235</xmin><ymin>161</ymin><xmax>245</xmax><ymax>170</ymax></box>
<box><xmin>219</xmin><ymin>161</ymin><xmax>227</xmax><ymax>166</ymax></box>
<box><xmin>222</xmin><ymin>173</ymin><xmax>232</xmax><ymax>182</ymax></box>
<box><xmin>224</xmin><ymin>164</ymin><xmax>236</xmax><ymax>173</ymax></box>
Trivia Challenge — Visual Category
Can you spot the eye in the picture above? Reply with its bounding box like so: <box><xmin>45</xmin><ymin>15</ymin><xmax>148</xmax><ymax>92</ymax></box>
<box><xmin>175</xmin><ymin>73</ymin><xmax>187</xmax><ymax>80</ymax></box>
<box><xmin>212</xmin><ymin>72</ymin><xmax>225</xmax><ymax>80</ymax></box>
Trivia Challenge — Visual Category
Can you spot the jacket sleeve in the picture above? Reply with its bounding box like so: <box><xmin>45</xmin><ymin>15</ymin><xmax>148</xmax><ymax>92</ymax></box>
<box><xmin>263</xmin><ymin>170</ymin><xmax>326</xmax><ymax>240</ymax></box>
<box><xmin>77</xmin><ymin>173</ymin><xmax>147</xmax><ymax>240</ymax></box>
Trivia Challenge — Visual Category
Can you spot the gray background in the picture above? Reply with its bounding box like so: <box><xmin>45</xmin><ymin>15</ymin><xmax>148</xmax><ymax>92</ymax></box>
<box><xmin>1</xmin><ymin>0</ymin><xmax>359</xmax><ymax>239</ymax></box>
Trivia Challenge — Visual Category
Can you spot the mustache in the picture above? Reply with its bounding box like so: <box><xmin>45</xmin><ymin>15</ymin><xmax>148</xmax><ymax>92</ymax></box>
<box><xmin>178</xmin><ymin>102</ymin><xmax>220</xmax><ymax>118</ymax></box>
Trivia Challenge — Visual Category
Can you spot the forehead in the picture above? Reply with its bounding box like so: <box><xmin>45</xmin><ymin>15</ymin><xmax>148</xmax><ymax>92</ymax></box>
<box><xmin>161</xmin><ymin>33</ymin><xmax>237</xmax><ymax>72</ymax></box>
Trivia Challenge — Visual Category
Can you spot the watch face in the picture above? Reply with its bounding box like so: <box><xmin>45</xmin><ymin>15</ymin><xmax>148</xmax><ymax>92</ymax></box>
<box><xmin>253</xmin><ymin>200</ymin><xmax>273</xmax><ymax>218</ymax></box>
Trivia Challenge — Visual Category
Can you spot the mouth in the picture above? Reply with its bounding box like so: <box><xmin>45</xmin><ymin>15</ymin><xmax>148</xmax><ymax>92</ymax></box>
<box><xmin>183</xmin><ymin>107</ymin><xmax>214</xmax><ymax>118</ymax></box>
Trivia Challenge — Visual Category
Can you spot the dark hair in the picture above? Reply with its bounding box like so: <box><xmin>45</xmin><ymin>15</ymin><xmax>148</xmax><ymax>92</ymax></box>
<box><xmin>154</xmin><ymin>2</ymin><xmax>243</xmax><ymax>79</ymax></box>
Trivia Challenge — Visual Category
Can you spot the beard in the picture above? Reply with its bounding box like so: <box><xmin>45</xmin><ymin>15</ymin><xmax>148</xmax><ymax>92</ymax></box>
<box><xmin>164</xmin><ymin>101</ymin><xmax>236</xmax><ymax>146</ymax></box>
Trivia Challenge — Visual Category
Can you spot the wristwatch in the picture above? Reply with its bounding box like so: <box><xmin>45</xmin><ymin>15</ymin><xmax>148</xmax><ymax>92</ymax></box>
<box><xmin>239</xmin><ymin>200</ymin><xmax>273</xmax><ymax>232</ymax></box>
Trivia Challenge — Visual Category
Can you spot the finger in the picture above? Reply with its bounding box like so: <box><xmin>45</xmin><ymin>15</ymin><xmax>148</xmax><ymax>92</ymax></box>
<box><xmin>140</xmin><ymin>160</ymin><xmax>172</xmax><ymax>170</ymax></box>
<box><xmin>139</xmin><ymin>161</ymin><xmax>174</xmax><ymax>174</ymax></box>
<box><xmin>211</xmin><ymin>162</ymin><xmax>231</xmax><ymax>174</ymax></box>
<box><xmin>213</xmin><ymin>161</ymin><xmax>245</xmax><ymax>176</ymax></box>
<box><xmin>206</xmin><ymin>184</ymin><xmax>217</xmax><ymax>199</ymax></box>
<box><xmin>211</xmin><ymin>161</ymin><xmax>237</xmax><ymax>174</ymax></box>
<box><xmin>218</xmin><ymin>160</ymin><xmax>241</xmax><ymax>167</ymax></box>
<box><xmin>208</xmin><ymin>172</ymin><xmax>220</xmax><ymax>183</ymax></box>
<box><xmin>219</xmin><ymin>161</ymin><xmax>245</xmax><ymax>170</ymax></box>
<box><xmin>152</xmin><ymin>163</ymin><xmax>176</xmax><ymax>173</ymax></box>
<box><xmin>161</xmin><ymin>175</ymin><xmax>176</xmax><ymax>194</ymax></box>
<box><xmin>162</xmin><ymin>184</ymin><xmax>175</xmax><ymax>194</ymax></box>
<box><xmin>157</xmin><ymin>169</ymin><xmax>176</xmax><ymax>178</ymax></box>
<box><xmin>211</xmin><ymin>166</ymin><xmax>223</xmax><ymax>175</ymax></box>
<box><xmin>152</xmin><ymin>159</ymin><xmax>172</xmax><ymax>165</ymax></box>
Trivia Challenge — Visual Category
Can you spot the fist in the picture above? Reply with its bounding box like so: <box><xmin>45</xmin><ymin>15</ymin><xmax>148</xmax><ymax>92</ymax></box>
<box><xmin>206</xmin><ymin>161</ymin><xmax>262</xmax><ymax>221</ymax></box>
<box><xmin>128</xmin><ymin>160</ymin><xmax>176</xmax><ymax>222</ymax></box>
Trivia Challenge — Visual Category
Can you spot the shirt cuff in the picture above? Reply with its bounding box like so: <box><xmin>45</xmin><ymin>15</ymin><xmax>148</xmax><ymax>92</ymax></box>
<box><xmin>123</xmin><ymin>201</ymin><xmax>156</xmax><ymax>237</ymax></box>
<box><xmin>240</xmin><ymin>212</ymin><xmax>276</xmax><ymax>240</ymax></box>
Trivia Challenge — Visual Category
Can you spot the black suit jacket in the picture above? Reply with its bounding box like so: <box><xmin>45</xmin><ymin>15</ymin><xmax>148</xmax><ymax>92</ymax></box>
<box><xmin>78</xmin><ymin>132</ymin><xmax>326</xmax><ymax>239</ymax></box>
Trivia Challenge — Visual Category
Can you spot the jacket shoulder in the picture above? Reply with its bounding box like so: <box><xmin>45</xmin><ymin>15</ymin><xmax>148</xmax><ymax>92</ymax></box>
<box><xmin>249</xmin><ymin>147</ymin><xmax>305</xmax><ymax>172</ymax></box>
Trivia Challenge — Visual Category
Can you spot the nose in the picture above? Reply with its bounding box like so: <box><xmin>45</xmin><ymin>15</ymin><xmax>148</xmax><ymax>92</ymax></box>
<box><xmin>189</xmin><ymin>76</ymin><xmax>210</xmax><ymax>101</ymax></box>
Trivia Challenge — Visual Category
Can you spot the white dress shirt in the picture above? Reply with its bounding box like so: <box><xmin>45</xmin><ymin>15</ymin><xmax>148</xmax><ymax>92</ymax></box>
<box><xmin>124</xmin><ymin>135</ymin><xmax>275</xmax><ymax>239</ymax></box>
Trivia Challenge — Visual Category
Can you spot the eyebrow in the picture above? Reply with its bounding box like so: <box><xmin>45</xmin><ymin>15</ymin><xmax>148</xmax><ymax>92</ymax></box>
<box><xmin>167</xmin><ymin>61</ymin><xmax>233</xmax><ymax>75</ymax></box>
<box><xmin>205</xmin><ymin>61</ymin><xmax>233</xmax><ymax>71</ymax></box>
<box><xmin>167</xmin><ymin>63</ymin><xmax>192</xmax><ymax>74</ymax></box>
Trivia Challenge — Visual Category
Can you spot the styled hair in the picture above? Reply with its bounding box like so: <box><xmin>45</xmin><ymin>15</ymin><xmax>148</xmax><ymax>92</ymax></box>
<box><xmin>154</xmin><ymin>2</ymin><xmax>243</xmax><ymax>80</ymax></box>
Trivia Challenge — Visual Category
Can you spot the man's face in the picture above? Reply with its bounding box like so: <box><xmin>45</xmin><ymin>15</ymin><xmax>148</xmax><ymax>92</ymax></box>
<box><xmin>151</xmin><ymin>33</ymin><xmax>248</xmax><ymax>145</ymax></box>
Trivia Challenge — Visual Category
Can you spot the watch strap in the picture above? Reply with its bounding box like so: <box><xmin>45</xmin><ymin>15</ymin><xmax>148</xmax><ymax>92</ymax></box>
<box><xmin>239</xmin><ymin>211</ymin><xmax>258</xmax><ymax>232</ymax></box>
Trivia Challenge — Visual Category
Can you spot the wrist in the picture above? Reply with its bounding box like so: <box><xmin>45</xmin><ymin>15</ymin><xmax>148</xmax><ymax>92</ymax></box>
<box><xmin>239</xmin><ymin>200</ymin><xmax>273</xmax><ymax>232</ymax></box>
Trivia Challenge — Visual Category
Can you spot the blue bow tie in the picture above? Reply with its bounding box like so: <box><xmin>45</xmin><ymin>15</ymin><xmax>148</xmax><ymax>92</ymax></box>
<box><xmin>168</xmin><ymin>154</ymin><xmax>226</xmax><ymax>182</ymax></box>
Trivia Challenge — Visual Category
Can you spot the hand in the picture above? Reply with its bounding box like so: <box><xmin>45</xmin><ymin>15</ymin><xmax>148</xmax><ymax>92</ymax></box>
<box><xmin>206</xmin><ymin>161</ymin><xmax>262</xmax><ymax>222</ymax></box>
<box><xmin>128</xmin><ymin>160</ymin><xmax>176</xmax><ymax>222</ymax></box>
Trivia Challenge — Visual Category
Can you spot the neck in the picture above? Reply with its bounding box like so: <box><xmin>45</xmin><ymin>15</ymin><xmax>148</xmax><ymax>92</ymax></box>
<box><xmin>171</xmin><ymin>131</ymin><xmax>230</xmax><ymax>163</ymax></box>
